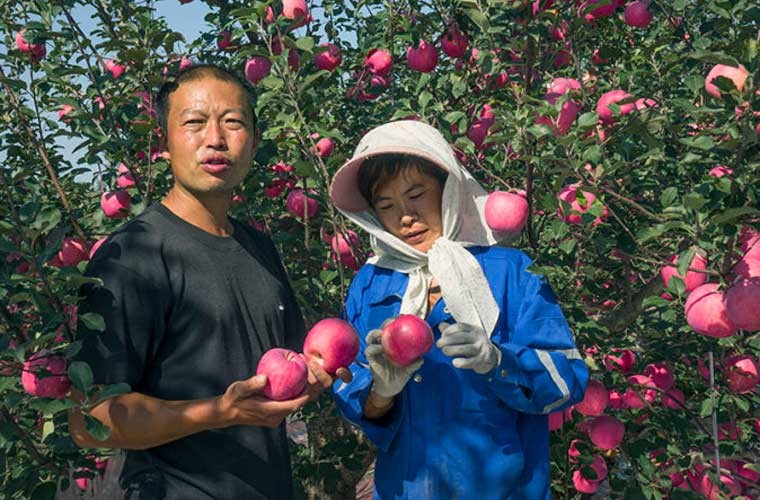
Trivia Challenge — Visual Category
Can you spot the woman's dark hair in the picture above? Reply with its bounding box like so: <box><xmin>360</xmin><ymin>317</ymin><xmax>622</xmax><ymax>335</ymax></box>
<box><xmin>357</xmin><ymin>154</ymin><xmax>448</xmax><ymax>207</ymax></box>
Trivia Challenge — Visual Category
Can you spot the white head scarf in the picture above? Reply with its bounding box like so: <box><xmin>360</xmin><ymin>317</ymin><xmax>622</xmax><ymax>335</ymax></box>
<box><xmin>329</xmin><ymin>120</ymin><xmax>504</xmax><ymax>337</ymax></box>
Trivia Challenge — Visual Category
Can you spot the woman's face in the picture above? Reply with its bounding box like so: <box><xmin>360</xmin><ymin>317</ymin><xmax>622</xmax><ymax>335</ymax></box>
<box><xmin>372</xmin><ymin>167</ymin><xmax>444</xmax><ymax>253</ymax></box>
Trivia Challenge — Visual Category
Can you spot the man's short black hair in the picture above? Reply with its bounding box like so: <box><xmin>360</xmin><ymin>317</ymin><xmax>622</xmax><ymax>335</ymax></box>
<box><xmin>155</xmin><ymin>63</ymin><xmax>257</xmax><ymax>132</ymax></box>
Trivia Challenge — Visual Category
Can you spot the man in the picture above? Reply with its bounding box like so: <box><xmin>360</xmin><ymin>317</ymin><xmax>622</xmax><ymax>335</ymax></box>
<box><xmin>68</xmin><ymin>64</ymin><xmax>347</xmax><ymax>499</ymax></box>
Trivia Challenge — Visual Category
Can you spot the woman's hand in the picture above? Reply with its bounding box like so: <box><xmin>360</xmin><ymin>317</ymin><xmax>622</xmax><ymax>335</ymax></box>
<box><xmin>437</xmin><ymin>322</ymin><xmax>501</xmax><ymax>374</ymax></box>
<box><xmin>365</xmin><ymin>327</ymin><xmax>424</xmax><ymax>398</ymax></box>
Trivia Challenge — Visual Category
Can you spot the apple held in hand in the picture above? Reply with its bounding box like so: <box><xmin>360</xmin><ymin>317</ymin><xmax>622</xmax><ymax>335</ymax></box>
<box><xmin>256</xmin><ymin>348</ymin><xmax>308</xmax><ymax>400</ymax></box>
<box><xmin>381</xmin><ymin>315</ymin><xmax>434</xmax><ymax>367</ymax></box>
<box><xmin>303</xmin><ymin>318</ymin><xmax>360</xmax><ymax>374</ymax></box>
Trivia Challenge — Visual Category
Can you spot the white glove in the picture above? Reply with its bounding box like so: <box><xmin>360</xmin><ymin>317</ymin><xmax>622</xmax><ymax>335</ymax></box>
<box><xmin>365</xmin><ymin>328</ymin><xmax>424</xmax><ymax>398</ymax></box>
<box><xmin>437</xmin><ymin>322</ymin><xmax>501</xmax><ymax>374</ymax></box>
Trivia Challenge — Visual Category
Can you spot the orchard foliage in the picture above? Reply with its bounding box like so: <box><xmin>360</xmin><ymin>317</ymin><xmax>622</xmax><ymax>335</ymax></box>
<box><xmin>1</xmin><ymin>0</ymin><xmax>759</xmax><ymax>498</ymax></box>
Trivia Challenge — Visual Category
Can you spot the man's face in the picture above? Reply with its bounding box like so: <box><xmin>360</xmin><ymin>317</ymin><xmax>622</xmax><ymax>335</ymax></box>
<box><xmin>162</xmin><ymin>77</ymin><xmax>256</xmax><ymax>197</ymax></box>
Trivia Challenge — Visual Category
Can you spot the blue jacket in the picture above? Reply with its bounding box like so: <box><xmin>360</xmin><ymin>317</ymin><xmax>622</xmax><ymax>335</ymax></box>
<box><xmin>332</xmin><ymin>246</ymin><xmax>588</xmax><ymax>499</ymax></box>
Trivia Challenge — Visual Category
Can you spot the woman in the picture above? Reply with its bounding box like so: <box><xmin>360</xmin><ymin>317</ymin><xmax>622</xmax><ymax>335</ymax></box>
<box><xmin>329</xmin><ymin>120</ymin><xmax>588</xmax><ymax>499</ymax></box>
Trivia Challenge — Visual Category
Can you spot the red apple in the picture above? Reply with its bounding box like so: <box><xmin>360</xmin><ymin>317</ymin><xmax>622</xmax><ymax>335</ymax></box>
<box><xmin>21</xmin><ymin>351</ymin><xmax>70</xmax><ymax>399</ymax></box>
<box><xmin>684</xmin><ymin>283</ymin><xmax>737</xmax><ymax>338</ymax></box>
<box><xmin>365</xmin><ymin>49</ymin><xmax>393</xmax><ymax>76</ymax></box>
<box><xmin>485</xmin><ymin>191</ymin><xmax>529</xmax><ymax>233</ymax></box>
<box><xmin>724</xmin><ymin>277</ymin><xmax>760</xmax><ymax>331</ymax></box>
<box><xmin>441</xmin><ymin>24</ymin><xmax>468</xmax><ymax>58</ymax></box>
<box><xmin>116</xmin><ymin>163</ymin><xmax>139</xmax><ymax>188</ymax></box>
<box><xmin>733</xmin><ymin>256</ymin><xmax>760</xmax><ymax>279</ymax></box>
<box><xmin>282</xmin><ymin>0</ymin><xmax>308</xmax><ymax>20</ymax></box>
<box><xmin>314</xmin><ymin>43</ymin><xmax>341</xmax><ymax>71</ymax></box>
<box><xmin>285</xmin><ymin>189</ymin><xmax>318</xmax><ymax>219</ymax></box>
<box><xmin>58</xmin><ymin>238</ymin><xmax>89</xmax><ymax>267</ymax></box>
<box><xmin>708</xmin><ymin>165</ymin><xmax>733</xmax><ymax>178</ymax></box>
<box><xmin>303</xmin><ymin>318</ymin><xmax>360</xmax><ymax>374</ymax></box>
<box><xmin>624</xmin><ymin>0</ymin><xmax>653</xmax><ymax>27</ymax></box>
<box><xmin>89</xmin><ymin>237</ymin><xmax>107</xmax><ymax>259</ymax></box>
<box><xmin>589</xmin><ymin>415</ymin><xmax>625</xmax><ymax>450</ymax></box>
<box><xmin>101</xmin><ymin>190</ymin><xmax>130</xmax><ymax>218</ymax></box>
<box><xmin>596</xmin><ymin>90</ymin><xmax>635</xmax><ymax>124</ymax></box>
<box><xmin>724</xmin><ymin>354</ymin><xmax>759</xmax><ymax>394</ymax></box>
<box><xmin>662</xmin><ymin>387</ymin><xmax>685</xmax><ymax>409</ymax></box>
<box><xmin>245</xmin><ymin>56</ymin><xmax>271</xmax><ymax>85</ymax></box>
<box><xmin>406</xmin><ymin>40</ymin><xmax>438</xmax><ymax>73</ymax></box>
<box><xmin>603</xmin><ymin>348</ymin><xmax>635</xmax><ymax>373</ymax></box>
<box><xmin>705</xmin><ymin>64</ymin><xmax>749</xmax><ymax>99</ymax></box>
<box><xmin>575</xmin><ymin>379</ymin><xmax>608</xmax><ymax>416</ymax></box>
<box><xmin>572</xmin><ymin>455</ymin><xmax>608</xmax><ymax>494</ymax></box>
<box><xmin>643</xmin><ymin>362</ymin><xmax>674</xmax><ymax>390</ymax></box>
<box><xmin>256</xmin><ymin>348</ymin><xmax>308</xmax><ymax>400</ymax></box>
<box><xmin>623</xmin><ymin>374</ymin><xmax>657</xmax><ymax>408</ymax></box>
<box><xmin>313</xmin><ymin>137</ymin><xmax>335</xmax><ymax>158</ymax></box>
<box><xmin>466</xmin><ymin>120</ymin><xmax>490</xmax><ymax>149</ymax></box>
<box><xmin>660</xmin><ymin>252</ymin><xmax>708</xmax><ymax>292</ymax></box>
<box><xmin>381</xmin><ymin>315</ymin><xmax>434</xmax><ymax>367</ymax></box>
<box><xmin>104</xmin><ymin>59</ymin><xmax>125</xmax><ymax>79</ymax></box>
<box><xmin>698</xmin><ymin>470</ymin><xmax>741</xmax><ymax>500</ymax></box>
<box><xmin>557</xmin><ymin>184</ymin><xmax>609</xmax><ymax>225</ymax></box>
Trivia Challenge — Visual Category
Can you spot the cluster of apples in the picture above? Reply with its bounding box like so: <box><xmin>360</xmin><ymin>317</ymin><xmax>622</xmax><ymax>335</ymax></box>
<box><xmin>677</xmin><ymin>230</ymin><xmax>760</xmax><ymax>338</ymax></box>
<box><xmin>256</xmin><ymin>315</ymin><xmax>434</xmax><ymax>400</ymax></box>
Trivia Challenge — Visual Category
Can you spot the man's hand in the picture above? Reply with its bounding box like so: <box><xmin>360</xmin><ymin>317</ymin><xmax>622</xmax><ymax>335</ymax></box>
<box><xmin>365</xmin><ymin>327</ymin><xmax>423</xmax><ymax>398</ymax></box>
<box><xmin>436</xmin><ymin>322</ymin><xmax>501</xmax><ymax>375</ymax></box>
<box><xmin>220</xmin><ymin>375</ymin><xmax>310</xmax><ymax>428</ymax></box>
<box><xmin>303</xmin><ymin>357</ymin><xmax>353</xmax><ymax>402</ymax></box>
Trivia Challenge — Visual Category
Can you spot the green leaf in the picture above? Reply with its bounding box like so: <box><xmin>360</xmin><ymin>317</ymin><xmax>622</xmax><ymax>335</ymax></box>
<box><xmin>660</xmin><ymin>187</ymin><xmax>678</xmax><ymax>207</ymax></box>
<box><xmin>295</xmin><ymin>36</ymin><xmax>314</xmax><ymax>52</ymax></box>
<box><xmin>667</xmin><ymin>276</ymin><xmax>686</xmax><ymax>296</ymax></box>
<box><xmin>79</xmin><ymin>312</ymin><xmax>105</xmax><ymax>332</ymax></box>
<box><xmin>68</xmin><ymin>361</ymin><xmax>94</xmax><ymax>393</ymax></box>
<box><xmin>582</xmin><ymin>145</ymin><xmax>601</xmax><ymax>164</ymax></box>
<box><xmin>710</xmin><ymin>207</ymin><xmax>760</xmax><ymax>226</ymax></box>
<box><xmin>0</xmin><ymin>236</ymin><xmax>16</xmax><ymax>254</ymax></box>
<box><xmin>577</xmin><ymin>112</ymin><xmax>598</xmax><ymax>128</ymax></box>
<box><xmin>688</xmin><ymin>50</ymin><xmax>740</xmax><ymax>67</ymax></box>
<box><xmin>733</xmin><ymin>395</ymin><xmax>750</xmax><ymax>412</ymax></box>
<box><xmin>41</xmin><ymin>419</ymin><xmax>54</xmax><ymax>441</ymax></box>
<box><xmin>0</xmin><ymin>377</ymin><xmax>17</xmax><ymax>392</ymax></box>
<box><xmin>527</xmin><ymin>124</ymin><xmax>553</xmax><ymax>139</ymax></box>
<box><xmin>84</xmin><ymin>413</ymin><xmax>111</xmax><ymax>442</ymax></box>
<box><xmin>699</xmin><ymin>397</ymin><xmax>713</xmax><ymax>417</ymax></box>
<box><xmin>676</xmin><ymin>247</ymin><xmax>697</xmax><ymax>278</ymax></box>
<box><xmin>443</xmin><ymin>111</ymin><xmax>465</xmax><ymax>124</ymax></box>
<box><xmin>464</xmin><ymin>8</ymin><xmax>490</xmax><ymax>32</ymax></box>
<box><xmin>559</xmin><ymin>239</ymin><xmax>576</xmax><ymax>254</ymax></box>
<box><xmin>683</xmin><ymin>75</ymin><xmax>704</xmax><ymax>94</ymax></box>
<box><xmin>94</xmin><ymin>383</ymin><xmax>131</xmax><ymax>404</ymax></box>
<box><xmin>28</xmin><ymin>398</ymin><xmax>74</xmax><ymax>414</ymax></box>
<box><xmin>418</xmin><ymin>90</ymin><xmax>433</xmax><ymax>110</ymax></box>
<box><xmin>680</xmin><ymin>135</ymin><xmax>714</xmax><ymax>151</ymax></box>
<box><xmin>683</xmin><ymin>193</ymin><xmax>705</xmax><ymax>210</ymax></box>
<box><xmin>301</xmin><ymin>70</ymin><xmax>329</xmax><ymax>89</ymax></box>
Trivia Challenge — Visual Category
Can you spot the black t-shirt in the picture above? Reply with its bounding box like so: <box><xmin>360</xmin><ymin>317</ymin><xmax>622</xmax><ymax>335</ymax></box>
<box><xmin>75</xmin><ymin>202</ymin><xmax>306</xmax><ymax>500</ymax></box>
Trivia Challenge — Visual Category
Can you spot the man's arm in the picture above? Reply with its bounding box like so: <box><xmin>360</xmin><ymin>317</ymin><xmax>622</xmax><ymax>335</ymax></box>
<box><xmin>68</xmin><ymin>373</ymin><xmax>309</xmax><ymax>450</ymax></box>
<box><xmin>68</xmin><ymin>357</ymin><xmax>349</xmax><ymax>450</ymax></box>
